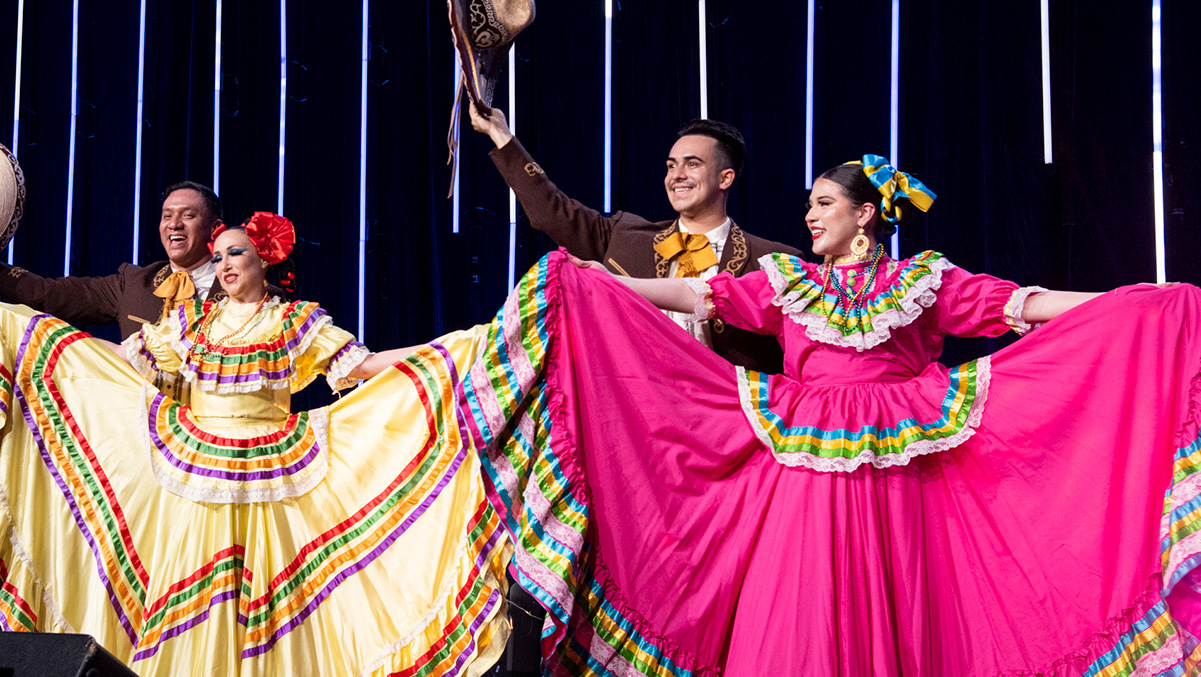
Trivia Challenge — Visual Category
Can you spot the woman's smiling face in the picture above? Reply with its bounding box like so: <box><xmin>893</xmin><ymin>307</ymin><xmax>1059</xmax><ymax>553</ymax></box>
<box><xmin>211</xmin><ymin>229</ymin><xmax>269</xmax><ymax>302</ymax></box>
<box><xmin>805</xmin><ymin>178</ymin><xmax>876</xmax><ymax>257</ymax></box>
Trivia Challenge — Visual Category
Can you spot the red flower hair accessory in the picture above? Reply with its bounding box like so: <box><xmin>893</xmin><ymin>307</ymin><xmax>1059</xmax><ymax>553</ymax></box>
<box><xmin>210</xmin><ymin>212</ymin><xmax>296</xmax><ymax>265</ymax></box>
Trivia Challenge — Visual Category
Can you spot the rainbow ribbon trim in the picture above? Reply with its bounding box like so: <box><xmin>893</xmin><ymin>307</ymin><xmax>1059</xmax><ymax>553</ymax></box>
<box><xmin>462</xmin><ymin>253</ymin><xmax>704</xmax><ymax>677</ymax></box>
<box><xmin>737</xmin><ymin>359</ymin><xmax>988</xmax><ymax>472</ymax></box>
<box><xmin>764</xmin><ymin>251</ymin><xmax>949</xmax><ymax>342</ymax></box>
<box><xmin>145</xmin><ymin>395</ymin><xmax>328</xmax><ymax>504</ymax></box>
<box><xmin>0</xmin><ymin>557</ymin><xmax>37</xmax><ymax>632</ymax></box>
<box><xmin>163</xmin><ymin>299</ymin><xmax>334</xmax><ymax>393</ymax></box>
<box><xmin>6</xmin><ymin>314</ymin><xmax>506</xmax><ymax>673</ymax></box>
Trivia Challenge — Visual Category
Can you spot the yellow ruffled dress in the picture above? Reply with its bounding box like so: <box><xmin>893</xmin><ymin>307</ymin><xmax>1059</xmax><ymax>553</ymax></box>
<box><xmin>0</xmin><ymin>299</ymin><xmax>510</xmax><ymax>676</ymax></box>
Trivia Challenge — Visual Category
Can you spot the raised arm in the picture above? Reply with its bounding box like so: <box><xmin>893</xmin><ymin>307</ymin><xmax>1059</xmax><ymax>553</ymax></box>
<box><xmin>469</xmin><ymin>105</ymin><xmax>616</xmax><ymax>261</ymax></box>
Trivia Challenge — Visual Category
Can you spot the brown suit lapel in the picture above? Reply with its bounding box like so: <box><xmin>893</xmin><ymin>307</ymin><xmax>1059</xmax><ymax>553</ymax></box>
<box><xmin>651</xmin><ymin>221</ymin><xmax>680</xmax><ymax>279</ymax></box>
<box><xmin>720</xmin><ymin>222</ymin><xmax>750</xmax><ymax>276</ymax></box>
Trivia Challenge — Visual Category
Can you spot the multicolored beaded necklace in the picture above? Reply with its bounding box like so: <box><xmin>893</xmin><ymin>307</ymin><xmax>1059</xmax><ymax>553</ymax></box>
<box><xmin>820</xmin><ymin>243</ymin><xmax>885</xmax><ymax>329</ymax></box>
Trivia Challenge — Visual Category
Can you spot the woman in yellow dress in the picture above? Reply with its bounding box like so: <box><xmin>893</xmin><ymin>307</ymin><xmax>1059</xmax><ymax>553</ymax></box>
<box><xmin>0</xmin><ymin>218</ymin><xmax>511</xmax><ymax>676</ymax></box>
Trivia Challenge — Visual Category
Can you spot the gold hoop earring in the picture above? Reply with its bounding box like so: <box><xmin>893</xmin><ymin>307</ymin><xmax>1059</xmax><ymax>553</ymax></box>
<box><xmin>850</xmin><ymin>225</ymin><xmax>870</xmax><ymax>257</ymax></box>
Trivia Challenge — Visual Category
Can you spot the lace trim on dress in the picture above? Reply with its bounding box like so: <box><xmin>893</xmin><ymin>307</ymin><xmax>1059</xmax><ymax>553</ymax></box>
<box><xmin>0</xmin><ymin>485</ymin><xmax>75</xmax><ymax>633</ymax></box>
<box><xmin>758</xmin><ymin>252</ymin><xmax>953</xmax><ymax>352</ymax></box>
<box><xmin>680</xmin><ymin>277</ymin><xmax>715</xmax><ymax>322</ymax></box>
<box><xmin>122</xmin><ymin>330</ymin><xmax>163</xmax><ymax>384</ymax></box>
<box><xmin>326</xmin><ymin>342</ymin><xmax>371</xmax><ymax>391</ymax></box>
<box><xmin>736</xmin><ymin>358</ymin><xmax>991</xmax><ymax>472</ymax></box>
<box><xmin>1004</xmin><ymin>286</ymin><xmax>1048</xmax><ymax>336</ymax></box>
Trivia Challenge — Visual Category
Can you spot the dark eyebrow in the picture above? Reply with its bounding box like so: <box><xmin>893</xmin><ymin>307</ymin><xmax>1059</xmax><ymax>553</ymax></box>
<box><xmin>666</xmin><ymin>154</ymin><xmax>705</xmax><ymax>164</ymax></box>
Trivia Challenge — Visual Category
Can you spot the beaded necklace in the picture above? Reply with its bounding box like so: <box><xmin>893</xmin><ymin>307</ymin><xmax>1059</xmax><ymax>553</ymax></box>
<box><xmin>820</xmin><ymin>244</ymin><xmax>885</xmax><ymax>329</ymax></box>
<box><xmin>190</xmin><ymin>294</ymin><xmax>270</xmax><ymax>359</ymax></box>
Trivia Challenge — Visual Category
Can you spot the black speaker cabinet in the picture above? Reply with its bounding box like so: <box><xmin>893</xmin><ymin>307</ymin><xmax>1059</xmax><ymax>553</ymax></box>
<box><xmin>0</xmin><ymin>633</ymin><xmax>136</xmax><ymax>677</ymax></box>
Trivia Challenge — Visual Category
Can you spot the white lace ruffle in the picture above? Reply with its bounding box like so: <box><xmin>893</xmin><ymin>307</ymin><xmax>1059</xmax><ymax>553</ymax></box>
<box><xmin>122</xmin><ymin>331</ymin><xmax>163</xmax><ymax>384</ymax></box>
<box><xmin>680</xmin><ymin>277</ymin><xmax>715</xmax><ymax>322</ymax></box>
<box><xmin>0</xmin><ymin>482</ymin><xmax>76</xmax><ymax>633</ymax></box>
<box><xmin>759</xmin><ymin>253</ymin><xmax>953</xmax><ymax>352</ymax></box>
<box><xmin>326</xmin><ymin>342</ymin><xmax>371</xmax><ymax>391</ymax></box>
<box><xmin>736</xmin><ymin>358</ymin><xmax>991</xmax><ymax>472</ymax></box>
<box><xmin>1004</xmin><ymin>286</ymin><xmax>1048</xmax><ymax>336</ymax></box>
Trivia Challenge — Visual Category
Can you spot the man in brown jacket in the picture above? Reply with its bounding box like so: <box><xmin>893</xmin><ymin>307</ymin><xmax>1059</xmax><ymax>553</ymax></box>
<box><xmin>470</xmin><ymin>106</ymin><xmax>801</xmax><ymax>373</ymax></box>
<box><xmin>0</xmin><ymin>181</ymin><xmax>226</xmax><ymax>339</ymax></box>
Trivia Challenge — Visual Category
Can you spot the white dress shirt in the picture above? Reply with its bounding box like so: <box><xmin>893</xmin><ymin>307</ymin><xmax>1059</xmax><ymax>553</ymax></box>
<box><xmin>665</xmin><ymin>218</ymin><xmax>731</xmax><ymax>348</ymax></box>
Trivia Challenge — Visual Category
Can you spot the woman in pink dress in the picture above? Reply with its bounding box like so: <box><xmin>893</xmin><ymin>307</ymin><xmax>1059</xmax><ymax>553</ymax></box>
<box><xmin>460</xmin><ymin>155</ymin><xmax>1201</xmax><ymax>675</ymax></box>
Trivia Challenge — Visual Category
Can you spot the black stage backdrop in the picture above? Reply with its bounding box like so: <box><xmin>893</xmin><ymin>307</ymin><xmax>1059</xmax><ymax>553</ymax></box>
<box><xmin>1</xmin><ymin>0</ymin><xmax>1198</xmax><ymax>370</ymax></box>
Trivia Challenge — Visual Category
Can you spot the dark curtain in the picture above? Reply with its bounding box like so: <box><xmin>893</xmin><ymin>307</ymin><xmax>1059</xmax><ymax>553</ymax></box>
<box><xmin>3</xmin><ymin>0</ymin><xmax>1198</xmax><ymax>362</ymax></box>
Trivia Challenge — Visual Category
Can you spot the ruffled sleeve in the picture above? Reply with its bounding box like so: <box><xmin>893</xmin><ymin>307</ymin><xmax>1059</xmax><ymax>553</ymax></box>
<box><xmin>122</xmin><ymin>305</ymin><xmax>186</xmax><ymax>383</ymax></box>
<box><xmin>284</xmin><ymin>302</ymin><xmax>371</xmax><ymax>392</ymax></box>
<box><xmin>930</xmin><ymin>265</ymin><xmax>1043</xmax><ymax>338</ymax></box>
<box><xmin>707</xmin><ymin>271</ymin><xmax>784</xmax><ymax>337</ymax></box>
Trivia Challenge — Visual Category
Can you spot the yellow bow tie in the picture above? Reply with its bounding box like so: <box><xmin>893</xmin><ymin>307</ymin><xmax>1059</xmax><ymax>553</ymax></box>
<box><xmin>654</xmin><ymin>232</ymin><xmax>719</xmax><ymax>278</ymax></box>
<box><xmin>153</xmin><ymin>270</ymin><xmax>197</xmax><ymax>320</ymax></box>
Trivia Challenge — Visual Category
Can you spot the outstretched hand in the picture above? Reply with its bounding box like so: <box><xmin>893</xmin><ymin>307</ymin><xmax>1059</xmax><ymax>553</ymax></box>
<box><xmin>468</xmin><ymin>103</ymin><xmax>514</xmax><ymax>149</ymax></box>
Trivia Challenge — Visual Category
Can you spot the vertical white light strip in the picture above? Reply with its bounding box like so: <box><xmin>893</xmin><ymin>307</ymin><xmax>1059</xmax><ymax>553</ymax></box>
<box><xmin>63</xmin><ymin>0</ymin><xmax>80</xmax><ymax>276</ymax></box>
<box><xmin>277</xmin><ymin>0</ymin><xmax>287</xmax><ymax>214</ymax></box>
<box><xmin>1040</xmin><ymin>0</ymin><xmax>1053</xmax><ymax>163</ymax></box>
<box><xmin>697</xmin><ymin>0</ymin><xmax>708</xmax><ymax>118</ymax></box>
<box><xmin>889</xmin><ymin>0</ymin><xmax>900</xmax><ymax>259</ymax></box>
<box><xmin>213</xmin><ymin>0</ymin><xmax>222</xmax><ymax>194</ymax></box>
<box><xmin>357</xmin><ymin>0</ymin><xmax>368</xmax><ymax>341</ymax></box>
<box><xmin>9</xmin><ymin>0</ymin><xmax>26</xmax><ymax>264</ymax></box>
<box><xmin>603</xmin><ymin>0</ymin><xmax>613</xmax><ymax>212</ymax></box>
<box><xmin>804</xmin><ymin>0</ymin><xmax>815</xmax><ymax>189</ymax></box>
<box><xmin>1151</xmin><ymin>0</ymin><xmax>1165</xmax><ymax>283</ymax></box>
<box><xmin>451</xmin><ymin>50</ymin><xmax>461</xmax><ymax>234</ymax></box>
<box><xmin>507</xmin><ymin>51</ymin><xmax>517</xmax><ymax>291</ymax></box>
<box><xmin>132</xmin><ymin>0</ymin><xmax>147</xmax><ymax>263</ymax></box>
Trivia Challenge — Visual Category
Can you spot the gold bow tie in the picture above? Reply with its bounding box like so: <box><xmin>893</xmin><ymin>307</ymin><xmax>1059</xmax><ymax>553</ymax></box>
<box><xmin>654</xmin><ymin>231</ymin><xmax>719</xmax><ymax>278</ymax></box>
<box><xmin>153</xmin><ymin>270</ymin><xmax>197</xmax><ymax>321</ymax></box>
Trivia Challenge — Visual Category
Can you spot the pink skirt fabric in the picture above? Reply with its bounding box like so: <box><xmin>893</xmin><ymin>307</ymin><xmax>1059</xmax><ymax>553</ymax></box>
<box><xmin>462</xmin><ymin>252</ymin><xmax>1201</xmax><ymax>676</ymax></box>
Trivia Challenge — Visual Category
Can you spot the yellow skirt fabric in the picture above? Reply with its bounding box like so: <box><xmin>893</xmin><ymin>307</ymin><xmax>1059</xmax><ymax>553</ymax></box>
<box><xmin>0</xmin><ymin>303</ymin><xmax>511</xmax><ymax>677</ymax></box>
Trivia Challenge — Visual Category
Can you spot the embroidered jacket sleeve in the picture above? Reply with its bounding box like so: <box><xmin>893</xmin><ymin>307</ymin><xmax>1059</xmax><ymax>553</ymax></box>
<box><xmin>930</xmin><ymin>264</ymin><xmax>1044</xmax><ymax>338</ymax></box>
<box><xmin>490</xmin><ymin>137</ymin><xmax>616</xmax><ymax>261</ymax></box>
<box><xmin>0</xmin><ymin>262</ymin><xmax>124</xmax><ymax>327</ymax></box>
<box><xmin>706</xmin><ymin>271</ymin><xmax>784</xmax><ymax>337</ymax></box>
<box><xmin>286</xmin><ymin>304</ymin><xmax>371</xmax><ymax>392</ymax></box>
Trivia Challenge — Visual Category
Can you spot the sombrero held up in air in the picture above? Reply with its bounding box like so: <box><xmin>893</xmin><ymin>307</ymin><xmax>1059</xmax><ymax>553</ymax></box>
<box><xmin>445</xmin><ymin>0</ymin><xmax>535</xmax><ymax>196</ymax></box>
<box><xmin>0</xmin><ymin>143</ymin><xmax>24</xmax><ymax>252</ymax></box>
<box><xmin>447</xmin><ymin>0</ymin><xmax>535</xmax><ymax>108</ymax></box>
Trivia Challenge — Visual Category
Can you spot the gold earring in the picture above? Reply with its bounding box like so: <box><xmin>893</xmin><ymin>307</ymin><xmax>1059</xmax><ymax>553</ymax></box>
<box><xmin>850</xmin><ymin>225</ymin><xmax>870</xmax><ymax>257</ymax></box>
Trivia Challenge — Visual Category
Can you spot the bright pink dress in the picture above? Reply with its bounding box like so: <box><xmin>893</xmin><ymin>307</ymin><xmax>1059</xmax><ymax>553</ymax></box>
<box><xmin>462</xmin><ymin>250</ymin><xmax>1201</xmax><ymax>676</ymax></box>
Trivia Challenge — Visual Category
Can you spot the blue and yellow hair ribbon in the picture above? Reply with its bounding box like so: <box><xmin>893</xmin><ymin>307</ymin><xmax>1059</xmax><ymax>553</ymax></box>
<box><xmin>846</xmin><ymin>154</ymin><xmax>936</xmax><ymax>223</ymax></box>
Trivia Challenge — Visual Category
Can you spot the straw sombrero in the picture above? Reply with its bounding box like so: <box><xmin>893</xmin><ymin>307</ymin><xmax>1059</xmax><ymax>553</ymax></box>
<box><xmin>0</xmin><ymin>143</ymin><xmax>24</xmax><ymax>251</ymax></box>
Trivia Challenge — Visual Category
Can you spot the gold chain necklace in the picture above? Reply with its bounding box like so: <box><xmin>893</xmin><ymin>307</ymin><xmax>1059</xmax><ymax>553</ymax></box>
<box><xmin>191</xmin><ymin>295</ymin><xmax>269</xmax><ymax>357</ymax></box>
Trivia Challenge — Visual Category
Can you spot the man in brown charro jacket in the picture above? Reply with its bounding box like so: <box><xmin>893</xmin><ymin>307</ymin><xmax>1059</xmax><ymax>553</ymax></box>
<box><xmin>0</xmin><ymin>181</ymin><xmax>227</xmax><ymax>339</ymax></box>
<box><xmin>469</xmin><ymin>106</ymin><xmax>802</xmax><ymax>373</ymax></box>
